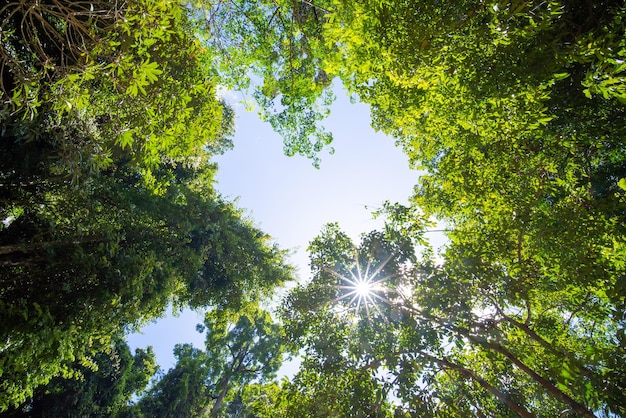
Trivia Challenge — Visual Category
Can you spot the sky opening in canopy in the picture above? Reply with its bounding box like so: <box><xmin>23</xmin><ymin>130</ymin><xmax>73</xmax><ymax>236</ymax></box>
<box><xmin>126</xmin><ymin>83</ymin><xmax>426</xmax><ymax>370</ymax></box>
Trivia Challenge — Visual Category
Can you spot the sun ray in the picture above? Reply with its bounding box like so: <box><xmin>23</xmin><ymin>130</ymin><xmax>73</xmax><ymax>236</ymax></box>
<box><xmin>323</xmin><ymin>251</ymin><xmax>398</xmax><ymax>324</ymax></box>
<box><xmin>363</xmin><ymin>258</ymin><xmax>372</xmax><ymax>283</ymax></box>
<box><xmin>354</xmin><ymin>292</ymin><xmax>362</xmax><ymax>311</ymax></box>
<box><xmin>369</xmin><ymin>296</ymin><xmax>389</xmax><ymax>324</ymax></box>
<box><xmin>354</xmin><ymin>249</ymin><xmax>363</xmax><ymax>281</ymax></box>
<box><xmin>368</xmin><ymin>252</ymin><xmax>396</xmax><ymax>281</ymax></box>
<box><xmin>347</xmin><ymin>269</ymin><xmax>361</xmax><ymax>287</ymax></box>
<box><xmin>330</xmin><ymin>290</ymin><xmax>359</xmax><ymax>305</ymax></box>
<box><xmin>364</xmin><ymin>297</ymin><xmax>372</xmax><ymax>323</ymax></box>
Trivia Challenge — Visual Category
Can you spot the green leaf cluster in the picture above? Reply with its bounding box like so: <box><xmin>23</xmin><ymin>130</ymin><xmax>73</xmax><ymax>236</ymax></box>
<box><xmin>278</xmin><ymin>223</ymin><xmax>624</xmax><ymax>416</ymax></box>
<box><xmin>4</xmin><ymin>338</ymin><xmax>157</xmax><ymax>417</ymax></box>
<box><xmin>195</xmin><ymin>0</ymin><xmax>338</xmax><ymax>166</ymax></box>
<box><xmin>128</xmin><ymin>308</ymin><xmax>286</xmax><ymax>417</ymax></box>
<box><xmin>0</xmin><ymin>1</ymin><xmax>294</xmax><ymax>412</ymax></box>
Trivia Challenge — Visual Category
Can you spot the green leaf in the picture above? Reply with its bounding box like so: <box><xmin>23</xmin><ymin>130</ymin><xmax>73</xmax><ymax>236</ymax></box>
<box><xmin>126</xmin><ymin>83</ymin><xmax>139</xmax><ymax>97</ymax></box>
<box><xmin>141</xmin><ymin>60</ymin><xmax>163</xmax><ymax>83</ymax></box>
<box><xmin>116</xmin><ymin>131</ymin><xmax>134</xmax><ymax>149</ymax></box>
<box><xmin>553</xmin><ymin>72</ymin><xmax>570</xmax><ymax>81</ymax></box>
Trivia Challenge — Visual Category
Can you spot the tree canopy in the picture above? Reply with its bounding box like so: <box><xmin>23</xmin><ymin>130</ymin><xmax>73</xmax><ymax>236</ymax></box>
<box><xmin>274</xmin><ymin>222</ymin><xmax>624</xmax><ymax>417</ymax></box>
<box><xmin>0</xmin><ymin>0</ymin><xmax>292</xmax><ymax>411</ymax></box>
<box><xmin>129</xmin><ymin>308</ymin><xmax>285</xmax><ymax>417</ymax></box>
<box><xmin>1</xmin><ymin>0</ymin><xmax>625</xmax><ymax>416</ymax></box>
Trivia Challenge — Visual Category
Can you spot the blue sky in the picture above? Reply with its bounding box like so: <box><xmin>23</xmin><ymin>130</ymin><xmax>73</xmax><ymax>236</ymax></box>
<box><xmin>127</xmin><ymin>85</ymin><xmax>421</xmax><ymax>371</ymax></box>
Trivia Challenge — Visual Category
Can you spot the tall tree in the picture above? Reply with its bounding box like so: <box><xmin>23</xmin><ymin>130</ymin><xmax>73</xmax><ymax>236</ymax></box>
<box><xmin>0</xmin><ymin>161</ymin><xmax>293</xmax><ymax>410</ymax></box>
<box><xmin>2</xmin><ymin>338</ymin><xmax>157</xmax><ymax>418</ymax></box>
<box><xmin>1</xmin><ymin>0</ymin><xmax>294</xmax><ymax>410</ymax></box>
<box><xmin>278</xmin><ymin>223</ymin><xmax>623</xmax><ymax>417</ymax></box>
<box><xmin>130</xmin><ymin>308</ymin><xmax>286</xmax><ymax>417</ymax></box>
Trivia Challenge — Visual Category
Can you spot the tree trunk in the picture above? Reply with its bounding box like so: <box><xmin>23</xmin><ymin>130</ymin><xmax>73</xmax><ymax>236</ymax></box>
<box><xmin>210</xmin><ymin>376</ymin><xmax>230</xmax><ymax>416</ymax></box>
<box><xmin>419</xmin><ymin>351</ymin><xmax>535</xmax><ymax>418</ymax></box>
<box><xmin>401</xmin><ymin>305</ymin><xmax>597</xmax><ymax>417</ymax></box>
<box><xmin>481</xmin><ymin>340</ymin><xmax>597</xmax><ymax>418</ymax></box>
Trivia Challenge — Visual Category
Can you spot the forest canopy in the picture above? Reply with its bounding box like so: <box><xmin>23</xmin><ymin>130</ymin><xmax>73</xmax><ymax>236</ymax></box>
<box><xmin>1</xmin><ymin>0</ymin><xmax>625</xmax><ymax>417</ymax></box>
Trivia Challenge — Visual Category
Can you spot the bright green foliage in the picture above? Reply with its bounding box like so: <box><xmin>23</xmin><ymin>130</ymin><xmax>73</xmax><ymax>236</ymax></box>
<box><xmin>2</xmin><ymin>0</ymin><xmax>625</xmax><ymax>415</ymax></box>
<box><xmin>0</xmin><ymin>160</ymin><xmax>292</xmax><ymax>410</ymax></box>
<box><xmin>2</xmin><ymin>0</ymin><xmax>225</xmax><ymax>188</ymax></box>
<box><xmin>281</xmin><ymin>363</ymin><xmax>391</xmax><ymax>417</ymax></box>
<box><xmin>129</xmin><ymin>308</ymin><xmax>286</xmax><ymax>417</ymax></box>
<box><xmin>317</xmin><ymin>0</ymin><xmax>625</xmax><ymax>173</ymax></box>
<box><xmin>2</xmin><ymin>338</ymin><xmax>156</xmax><ymax>417</ymax></box>
<box><xmin>279</xmin><ymin>224</ymin><xmax>624</xmax><ymax>417</ymax></box>
<box><xmin>228</xmin><ymin>371</ymin><xmax>392</xmax><ymax>418</ymax></box>
<box><xmin>203</xmin><ymin>308</ymin><xmax>286</xmax><ymax>416</ymax></box>
<box><xmin>280</xmin><ymin>2</ymin><xmax>625</xmax><ymax>414</ymax></box>
<box><xmin>0</xmin><ymin>1</ymin><xmax>293</xmax><ymax>410</ymax></box>
<box><xmin>314</xmin><ymin>0</ymin><xmax>626</xmax><ymax>305</ymax></box>
<box><xmin>324</xmin><ymin>2</ymin><xmax>626</xmax><ymax>415</ymax></box>
<box><xmin>75</xmin><ymin>0</ymin><xmax>225</xmax><ymax>176</ymax></box>
<box><xmin>401</xmin><ymin>255</ymin><xmax>622</xmax><ymax>417</ymax></box>
<box><xmin>0</xmin><ymin>0</ymin><xmax>296</xmax><ymax>410</ymax></box>
<box><xmin>226</xmin><ymin>382</ymin><xmax>286</xmax><ymax>417</ymax></box>
<box><xmin>195</xmin><ymin>0</ymin><xmax>337</xmax><ymax>166</ymax></box>
<box><xmin>188</xmin><ymin>0</ymin><xmax>626</xmax><ymax>173</ymax></box>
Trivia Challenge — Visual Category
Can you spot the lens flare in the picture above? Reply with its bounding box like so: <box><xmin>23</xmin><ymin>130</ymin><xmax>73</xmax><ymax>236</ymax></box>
<box><xmin>325</xmin><ymin>252</ymin><xmax>396</xmax><ymax>323</ymax></box>
<box><xmin>354</xmin><ymin>279</ymin><xmax>373</xmax><ymax>298</ymax></box>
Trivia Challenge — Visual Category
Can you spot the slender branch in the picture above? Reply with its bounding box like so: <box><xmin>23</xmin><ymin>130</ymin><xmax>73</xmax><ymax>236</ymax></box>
<box><xmin>475</xmin><ymin>339</ymin><xmax>596</xmax><ymax>418</ymax></box>
<box><xmin>299</xmin><ymin>0</ymin><xmax>330</xmax><ymax>14</ymax></box>
<box><xmin>398</xmin><ymin>303</ymin><xmax>596</xmax><ymax>417</ymax></box>
<box><xmin>416</xmin><ymin>350</ymin><xmax>535</xmax><ymax>418</ymax></box>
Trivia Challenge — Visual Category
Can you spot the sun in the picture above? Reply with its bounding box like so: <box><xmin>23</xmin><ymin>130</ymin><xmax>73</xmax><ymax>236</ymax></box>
<box><xmin>338</xmin><ymin>274</ymin><xmax>381</xmax><ymax>309</ymax></box>
<box><xmin>354</xmin><ymin>279</ymin><xmax>373</xmax><ymax>298</ymax></box>
<box><xmin>325</xmin><ymin>252</ymin><xmax>396</xmax><ymax>321</ymax></box>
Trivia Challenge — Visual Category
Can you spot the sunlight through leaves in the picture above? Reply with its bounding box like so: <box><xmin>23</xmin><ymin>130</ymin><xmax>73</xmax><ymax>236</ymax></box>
<box><xmin>325</xmin><ymin>252</ymin><xmax>396</xmax><ymax>324</ymax></box>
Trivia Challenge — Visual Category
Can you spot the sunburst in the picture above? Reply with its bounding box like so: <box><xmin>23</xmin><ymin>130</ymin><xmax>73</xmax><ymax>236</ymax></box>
<box><xmin>325</xmin><ymin>252</ymin><xmax>396</xmax><ymax>322</ymax></box>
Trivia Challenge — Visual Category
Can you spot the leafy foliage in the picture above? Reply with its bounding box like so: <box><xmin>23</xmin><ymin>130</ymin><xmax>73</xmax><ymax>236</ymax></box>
<box><xmin>2</xmin><ymin>0</ymin><xmax>226</xmax><ymax>187</ymax></box>
<box><xmin>0</xmin><ymin>160</ymin><xmax>292</xmax><ymax>410</ymax></box>
<box><xmin>278</xmin><ymin>224</ymin><xmax>624</xmax><ymax>417</ymax></box>
<box><xmin>0</xmin><ymin>0</ymin><xmax>293</xmax><ymax>411</ymax></box>
<box><xmin>195</xmin><ymin>0</ymin><xmax>337</xmax><ymax>166</ymax></box>
<box><xmin>1</xmin><ymin>0</ymin><xmax>625</xmax><ymax>416</ymax></box>
<box><xmin>257</xmin><ymin>1</ymin><xmax>625</xmax><ymax>414</ymax></box>
<box><xmin>129</xmin><ymin>308</ymin><xmax>286</xmax><ymax>417</ymax></box>
<box><xmin>3</xmin><ymin>338</ymin><xmax>157</xmax><ymax>418</ymax></box>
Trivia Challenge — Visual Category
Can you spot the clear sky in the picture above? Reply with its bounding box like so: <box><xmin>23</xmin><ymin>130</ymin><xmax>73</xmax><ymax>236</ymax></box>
<box><xmin>127</xmin><ymin>84</ymin><xmax>421</xmax><ymax>371</ymax></box>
